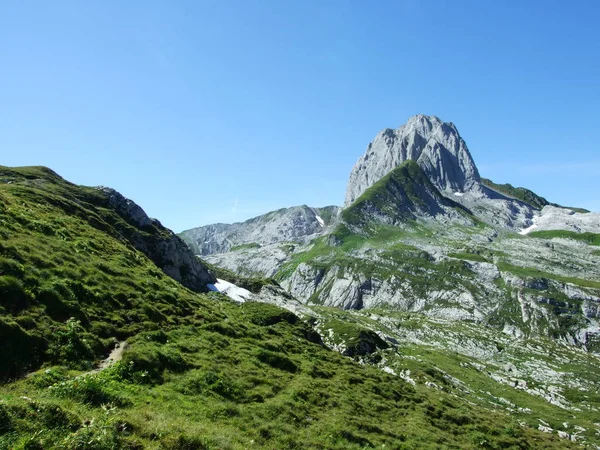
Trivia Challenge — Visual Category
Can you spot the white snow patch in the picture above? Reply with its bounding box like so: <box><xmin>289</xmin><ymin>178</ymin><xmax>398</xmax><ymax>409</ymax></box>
<box><xmin>315</xmin><ymin>215</ymin><xmax>325</xmax><ymax>227</ymax></box>
<box><xmin>453</xmin><ymin>192</ymin><xmax>464</xmax><ymax>197</ymax></box>
<box><xmin>208</xmin><ymin>278</ymin><xmax>252</xmax><ymax>303</ymax></box>
<box><xmin>519</xmin><ymin>223</ymin><xmax>538</xmax><ymax>235</ymax></box>
<box><xmin>519</xmin><ymin>215</ymin><xmax>539</xmax><ymax>235</ymax></box>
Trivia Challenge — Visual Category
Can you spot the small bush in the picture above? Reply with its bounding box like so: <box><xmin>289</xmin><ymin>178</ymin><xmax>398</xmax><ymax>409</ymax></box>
<box><xmin>143</xmin><ymin>329</ymin><xmax>169</xmax><ymax>344</ymax></box>
<box><xmin>309</xmin><ymin>364</ymin><xmax>334</xmax><ymax>379</ymax></box>
<box><xmin>50</xmin><ymin>374</ymin><xmax>128</xmax><ymax>407</ymax></box>
<box><xmin>28</xmin><ymin>367</ymin><xmax>69</xmax><ymax>388</ymax></box>
<box><xmin>59</xmin><ymin>406</ymin><xmax>125</xmax><ymax>450</ymax></box>
<box><xmin>241</xmin><ymin>302</ymin><xmax>298</xmax><ymax>326</ymax></box>
<box><xmin>36</xmin><ymin>285</ymin><xmax>78</xmax><ymax>322</ymax></box>
<box><xmin>202</xmin><ymin>322</ymin><xmax>241</xmax><ymax>338</ymax></box>
<box><xmin>121</xmin><ymin>344</ymin><xmax>190</xmax><ymax>383</ymax></box>
<box><xmin>0</xmin><ymin>257</ymin><xmax>24</xmax><ymax>277</ymax></box>
<box><xmin>177</xmin><ymin>370</ymin><xmax>244</xmax><ymax>401</ymax></box>
<box><xmin>165</xmin><ymin>434</ymin><xmax>211</xmax><ymax>450</ymax></box>
<box><xmin>26</xmin><ymin>401</ymin><xmax>80</xmax><ymax>430</ymax></box>
<box><xmin>0</xmin><ymin>317</ymin><xmax>45</xmax><ymax>380</ymax></box>
<box><xmin>121</xmin><ymin>346</ymin><xmax>163</xmax><ymax>383</ymax></box>
<box><xmin>159</xmin><ymin>347</ymin><xmax>191</xmax><ymax>373</ymax></box>
<box><xmin>47</xmin><ymin>318</ymin><xmax>95</xmax><ymax>368</ymax></box>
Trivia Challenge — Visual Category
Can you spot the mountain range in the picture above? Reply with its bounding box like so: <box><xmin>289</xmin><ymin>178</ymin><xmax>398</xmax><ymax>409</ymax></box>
<box><xmin>1</xmin><ymin>115</ymin><xmax>600</xmax><ymax>448</ymax></box>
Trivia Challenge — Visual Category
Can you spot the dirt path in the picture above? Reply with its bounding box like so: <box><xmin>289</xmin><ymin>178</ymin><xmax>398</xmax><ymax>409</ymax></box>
<box><xmin>86</xmin><ymin>341</ymin><xmax>128</xmax><ymax>375</ymax></box>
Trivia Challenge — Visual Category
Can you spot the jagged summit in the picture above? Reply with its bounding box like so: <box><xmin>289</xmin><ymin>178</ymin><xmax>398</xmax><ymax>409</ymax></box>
<box><xmin>344</xmin><ymin>114</ymin><xmax>480</xmax><ymax>207</ymax></box>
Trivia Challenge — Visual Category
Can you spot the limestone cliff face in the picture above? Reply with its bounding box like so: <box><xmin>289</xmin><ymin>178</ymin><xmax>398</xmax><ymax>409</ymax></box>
<box><xmin>345</xmin><ymin>114</ymin><xmax>480</xmax><ymax>207</ymax></box>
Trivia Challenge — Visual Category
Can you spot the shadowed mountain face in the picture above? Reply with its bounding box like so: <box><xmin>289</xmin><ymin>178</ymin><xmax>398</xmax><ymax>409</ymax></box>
<box><xmin>341</xmin><ymin>160</ymin><xmax>474</xmax><ymax>229</ymax></box>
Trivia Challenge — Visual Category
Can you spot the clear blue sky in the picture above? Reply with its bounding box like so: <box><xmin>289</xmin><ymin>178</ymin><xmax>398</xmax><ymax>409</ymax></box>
<box><xmin>1</xmin><ymin>1</ymin><xmax>599</xmax><ymax>232</ymax></box>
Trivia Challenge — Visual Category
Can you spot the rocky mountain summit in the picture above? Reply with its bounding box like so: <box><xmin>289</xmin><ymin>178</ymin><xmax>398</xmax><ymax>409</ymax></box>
<box><xmin>345</xmin><ymin>114</ymin><xmax>543</xmax><ymax>231</ymax></box>
<box><xmin>344</xmin><ymin>114</ymin><xmax>481</xmax><ymax>206</ymax></box>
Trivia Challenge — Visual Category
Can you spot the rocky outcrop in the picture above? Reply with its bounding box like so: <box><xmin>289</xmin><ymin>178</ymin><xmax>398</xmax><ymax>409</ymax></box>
<box><xmin>98</xmin><ymin>187</ymin><xmax>215</xmax><ymax>292</ymax></box>
<box><xmin>521</xmin><ymin>205</ymin><xmax>600</xmax><ymax>235</ymax></box>
<box><xmin>345</xmin><ymin>114</ymin><xmax>480</xmax><ymax>207</ymax></box>
<box><xmin>180</xmin><ymin>205</ymin><xmax>341</xmax><ymax>255</ymax></box>
<box><xmin>205</xmin><ymin>242</ymin><xmax>293</xmax><ymax>278</ymax></box>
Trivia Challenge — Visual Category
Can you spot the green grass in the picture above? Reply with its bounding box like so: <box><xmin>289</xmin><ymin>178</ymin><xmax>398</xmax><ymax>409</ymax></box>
<box><xmin>342</xmin><ymin>161</ymin><xmax>458</xmax><ymax>226</ymax></box>
<box><xmin>0</xmin><ymin>313</ymin><xmax>574</xmax><ymax>449</ymax></box>
<box><xmin>481</xmin><ymin>178</ymin><xmax>549</xmax><ymax>210</ymax></box>
<box><xmin>0</xmin><ymin>165</ymin><xmax>585</xmax><ymax>448</ymax></box>
<box><xmin>497</xmin><ymin>261</ymin><xmax>600</xmax><ymax>290</ymax></box>
<box><xmin>229</xmin><ymin>242</ymin><xmax>261</xmax><ymax>252</ymax></box>
<box><xmin>312</xmin><ymin>306</ymin><xmax>600</xmax><ymax>447</ymax></box>
<box><xmin>528</xmin><ymin>229</ymin><xmax>600</xmax><ymax>246</ymax></box>
<box><xmin>448</xmin><ymin>252</ymin><xmax>490</xmax><ymax>263</ymax></box>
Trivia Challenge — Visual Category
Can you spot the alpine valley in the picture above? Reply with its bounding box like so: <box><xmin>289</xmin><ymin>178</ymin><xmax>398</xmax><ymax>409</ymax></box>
<box><xmin>2</xmin><ymin>114</ymin><xmax>600</xmax><ymax>449</ymax></box>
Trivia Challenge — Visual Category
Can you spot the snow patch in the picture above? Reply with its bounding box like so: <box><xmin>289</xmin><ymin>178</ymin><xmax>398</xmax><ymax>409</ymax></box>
<box><xmin>453</xmin><ymin>192</ymin><xmax>464</xmax><ymax>197</ymax></box>
<box><xmin>519</xmin><ymin>215</ymin><xmax>539</xmax><ymax>235</ymax></box>
<box><xmin>315</xmin><ymin>215</ymin><xmax>325</xmax><ymax>227</ymax></box>
<box><xmin>208</xmin><ymin>278</ymin><xmax>252</xmax><ymax>303</ymax></box>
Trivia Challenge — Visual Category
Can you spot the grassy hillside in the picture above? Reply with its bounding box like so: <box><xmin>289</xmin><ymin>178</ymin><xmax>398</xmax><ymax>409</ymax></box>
<box><xmin>0</xmin><ymin>166</ymin><xmax>579</xmax><ymax>448</ymax></box>
<box><xmin>343</xmin><ymin>161</ymin><xmax>468</xmax><ymax>227</ymax></box>
<box><xmin>481</xmin><ymin>178</ymin><xmax>549</xmax><ymax>210</ymax></box>
<box><xmin>528</xmin><ymin>229</ymin><xmax>600</xmax><ymax>246</ymax></box>
<box><xmin>481</xmin><ymin>178</ymin><xmax>590</xmax><ymax>213</ymax></box>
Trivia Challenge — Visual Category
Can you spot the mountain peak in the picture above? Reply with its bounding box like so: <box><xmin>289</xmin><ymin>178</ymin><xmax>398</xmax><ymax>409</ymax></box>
<box><xmin>344</xmin><ymin>115</ymin><xmax>480</xmax><ymax>207</ymax></box>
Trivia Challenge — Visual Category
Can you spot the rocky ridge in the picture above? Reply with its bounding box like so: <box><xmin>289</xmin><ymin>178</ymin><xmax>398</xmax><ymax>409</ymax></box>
<box><xmin>180</xmin><ymin>205</ymin><xmax>341</xmax><ymax>256</ymax></box>
<box><xmin>521</xmin><ymin>205</ymin><xmax>600</xmax><ymax>235</ymax></box>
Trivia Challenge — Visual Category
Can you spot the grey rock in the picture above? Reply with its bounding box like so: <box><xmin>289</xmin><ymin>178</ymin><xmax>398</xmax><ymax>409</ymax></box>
<box><xmin>180</xmin><ymin>205</ymin><xmax>341</xmax><ymax>255</ymax></box>
<box><xmin>205</xmin><ymin>242</ymin><xmax>293</xmax><ymax>278</ymax></box>
<box><xmin>521</xmin><ymin>205</ymin><xmax>600</xmax><ymax>235</ymax></box>
<box><xmin>345</xmin><ymin>114</ymin><xmax>480</xmax><ymax>207</ymax></box>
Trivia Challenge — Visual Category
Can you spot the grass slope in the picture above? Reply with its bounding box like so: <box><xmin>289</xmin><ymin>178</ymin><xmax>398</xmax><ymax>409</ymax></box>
<box><xmin>482</xmin><ymin>178</ymin><xmax>589</xmax><ymax>213</ymax></box>
<box><xmin>342</xmin><ymin>160</ymin><xmax>471</xmax><ymax>227</ymax></box>
<box><xmin>528</xmin><ymin>230</ymin><xmax>600</xmax><ymax>246</ymax></box>
<box><xmin>0</xmin><ymin>165</ymin><xmax>574</xmax><ymax>449</ymax></box>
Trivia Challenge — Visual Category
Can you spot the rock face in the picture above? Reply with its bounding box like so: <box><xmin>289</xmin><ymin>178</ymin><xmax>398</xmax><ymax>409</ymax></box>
<box><xmin>345</xmin><ymin>114</ymin><xmax>480</xmax><ymax>207</ymax></box>
<box><xmin>205</xmin><ymin>242</ymin><xmax>293</xmax><ymax>278</ymax></box>
<box><xmin>521</xmin><ymin>205</ymin><xmax>600</xmax><ymax>235</ymax></box>
<box><xmin>344</xmin><ymin>114</ymin><xmax>541</xmax><ymax>231</ymax></box>
<box><xmin>180</xmin><ymin>205</ymin><xmax>341</xmax><ymax>256</ymax></box>
<box><xmin>99</xmin><ymin>187</ymin><xmax>215</xmax><ymax>292</ymax></box>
